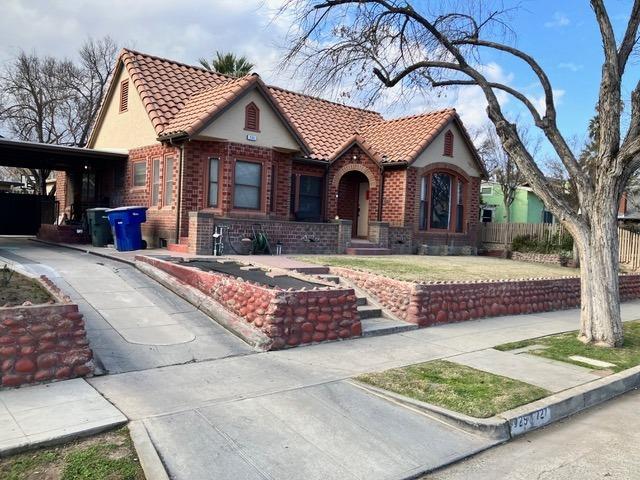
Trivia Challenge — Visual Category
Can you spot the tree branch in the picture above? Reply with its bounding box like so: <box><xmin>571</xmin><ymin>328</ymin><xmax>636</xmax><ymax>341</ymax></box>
<box><xmin>618</xmin><ymin>0</ymin><xmax>640</xmax><ymax>72</ymax></box>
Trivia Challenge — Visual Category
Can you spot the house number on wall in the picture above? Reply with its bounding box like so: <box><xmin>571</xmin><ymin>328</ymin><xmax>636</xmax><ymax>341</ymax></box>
<box><xmin>246</xmin><ymin>134</ymin><xmax>257</xmax><ymax>141</ymax></box>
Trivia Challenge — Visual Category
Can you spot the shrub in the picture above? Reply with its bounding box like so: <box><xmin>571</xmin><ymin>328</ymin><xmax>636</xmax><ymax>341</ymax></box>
<box><xmin>511</xmin><ymin>232</ymin><xmax>573</xmax><ymax>254</ymax></box>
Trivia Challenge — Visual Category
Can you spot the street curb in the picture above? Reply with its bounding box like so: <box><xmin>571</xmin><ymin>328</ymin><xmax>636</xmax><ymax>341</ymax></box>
<box><xmin>0</xmin><ymin>418</ymin><xmax>127</xmax><ymax>458</ymax></box>
<box><xmin>129</xmin><ymin>420</ymin><xmax>170</xmax><ymax>480</ymax></box>
<box><xmin>29</xmin><ymin>239</ymin><xmax>136</xmax><ymax>266</ymax></box>
<box><xmin>351</xmin><ymin>364</ymin><xmax>640</xmax><ymax>440</ymax></box>
<box><xmin>350</xmin><ymin>381</ymin><xmax>511</xmax><ymax>441</ymax></box>
<box><xmin>135</xmin><ymin>260</ymin><xmax>272</xmax><ymax>351</ymax></box>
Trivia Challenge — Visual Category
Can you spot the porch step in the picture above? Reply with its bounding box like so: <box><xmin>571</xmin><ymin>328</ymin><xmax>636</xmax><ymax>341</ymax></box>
<box><xmin>317</xmin><ymin>274</ymin><xmax>340</xmax><ymax>284</ymax></box>
<box><xmin>167</xmin><ymin>243</ymin><xmax>189</xmax><ymax>253</ymax></box>
<box><xmin>361</xmin><ymin>317</ymin><xmax>419</xmax><ymax>337</ymax></box>
<box><xmin>357</xmin><ymin>305</ymin><xmax>383</xmax><ymax>319</ymax></box>
<box><xmin>291</xmin><ymin>266</ymin><xmax>330</xmax><ymax>275</ymax></box>
<box><xmin>346</xmin><ymin>247</ymin><xmax>391</xmax><ymax>255</ymax></box>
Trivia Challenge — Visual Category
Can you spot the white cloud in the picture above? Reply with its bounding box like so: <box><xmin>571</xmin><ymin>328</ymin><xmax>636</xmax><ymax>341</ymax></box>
<box><xmin>0</xmin><ymin>0</ymin><xmax>293</xmax><ymax>83</ymax></box>
<box><xmin>544</xmin><ymin>12</ymin><xmax>570</xmax><ymax>28</ymax></box>
<box><xmin>528</xmin><ymin>89</ymin><xmax>566</xmax><ymax>116</ymax></box>
<box><xmin>558</xmin><ymin>62</ymin><xmax>583</xmax><ymax>72</ymax></box>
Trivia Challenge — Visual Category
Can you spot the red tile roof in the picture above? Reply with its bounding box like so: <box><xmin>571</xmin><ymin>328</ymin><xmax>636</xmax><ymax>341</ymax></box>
<box><xmin>267</xmin><ymin>86</ymin><xmax>383</xmax><ymax>160</ymax></box>
<box><xmin>357</xmin><ymin>109</ymin><xmax>457</xmax><ymax>163</ymax></box>
<box><xmin>101</xmin><ymin>49</ymin><xmax>480</xmax><ymax>167</ymax></box>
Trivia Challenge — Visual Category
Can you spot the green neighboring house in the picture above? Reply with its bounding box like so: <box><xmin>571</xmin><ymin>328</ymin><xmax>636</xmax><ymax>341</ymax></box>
<box><xmin>480</xmin><ymin>181</ymin><xmax>554</xmax><ymax>224</ymax></box>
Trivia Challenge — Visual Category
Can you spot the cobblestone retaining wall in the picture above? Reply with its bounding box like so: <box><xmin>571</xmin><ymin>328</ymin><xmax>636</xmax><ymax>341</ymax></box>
<box><xmin>0</xmin><ymin>275</ymin><xmax>93</xmax><ymax>389</ymax></box>
<box><xmin>137</xmin><ymin>256</ymin><xmax>361</xmax><ymax>349</ymax></box>
<box><xmin>328</xmin><ymin>266</ymin><xmax>640</xmax><ymax>327</ymax></box>
<box><xmin>510</xmin><ymin>251</ymin><xmax>571</xmax><ymax>266</ymax></box>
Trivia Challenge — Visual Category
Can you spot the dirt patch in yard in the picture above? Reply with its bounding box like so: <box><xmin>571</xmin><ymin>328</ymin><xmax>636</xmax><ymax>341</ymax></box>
<box><xmin>0</xmin><ymin>269</ymin><xmax>53</xmax><ymax>307</ymax></box>
<box><xmin>0</xmin><ymin>427</ymin><xmax>144</xmax><ymax>480</ymax></box>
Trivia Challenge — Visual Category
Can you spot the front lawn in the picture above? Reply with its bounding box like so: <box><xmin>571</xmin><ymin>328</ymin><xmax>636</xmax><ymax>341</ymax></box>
<box><xmin>495</xmin><ymin>320</ymin><xmax>640</xmax><ymax>373</ymax></box>
<box><xmin>298</xmin><ymin>255</ymin><xmax>575</xmax><ymax>282</ymax></box>
<box><xmin>356</xmin><ymin>360</ymin><xmax>549</xmax><ymax>418</ymax></box>
<box><xmin>0</xmin><ymin>428</ymin><xmax>144</xmax><ymax>480</ymax></box>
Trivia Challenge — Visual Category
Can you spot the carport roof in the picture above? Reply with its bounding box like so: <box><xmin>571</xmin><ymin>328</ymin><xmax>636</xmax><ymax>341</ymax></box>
<box><xmin>0</xmin><ymin>138</ymin><xmax>127</xmax><ymax>170</ymax></box>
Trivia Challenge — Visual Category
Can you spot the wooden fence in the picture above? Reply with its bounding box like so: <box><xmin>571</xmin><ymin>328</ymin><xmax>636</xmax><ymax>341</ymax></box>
<box><xmin>480</xmin><ymin>222</ymin><xmax>566</xmax><ymax>245</ymax></box>
<box><xmin>482</xmin><ymin>222</ymin><xmax>640</xmax><ymax>271</ymax></box>
<box><xmin>618</xmin><ymin>228</ymin><xmax>640</xmax><ymax>271</ymax></box>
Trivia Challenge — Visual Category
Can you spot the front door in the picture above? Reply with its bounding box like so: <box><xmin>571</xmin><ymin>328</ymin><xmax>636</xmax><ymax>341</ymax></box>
<box><xmin>356</xmin><ymin>181</ymin><xmax>369</xmax><ymax>237</ymax></box>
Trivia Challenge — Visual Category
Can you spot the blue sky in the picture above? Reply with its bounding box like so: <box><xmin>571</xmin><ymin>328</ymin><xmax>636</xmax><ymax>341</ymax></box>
<box><xmin>0</xmin><ymin>0</ymin><xmax>638</xmax><ymax>149</ymax></box>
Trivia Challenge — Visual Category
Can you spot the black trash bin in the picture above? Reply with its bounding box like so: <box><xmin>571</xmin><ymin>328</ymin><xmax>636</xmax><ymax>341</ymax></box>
<box><xmin>86</xmin><ymin>208</ymin><xmax>113</xmax><ymax>247</ymax></box>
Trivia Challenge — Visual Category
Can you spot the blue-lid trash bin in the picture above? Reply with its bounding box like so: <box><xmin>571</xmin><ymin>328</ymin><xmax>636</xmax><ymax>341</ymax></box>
<box><xmin>106</xmin><ymin>206</ymin><xmax>148</xmax><ymax>252</ymax></box>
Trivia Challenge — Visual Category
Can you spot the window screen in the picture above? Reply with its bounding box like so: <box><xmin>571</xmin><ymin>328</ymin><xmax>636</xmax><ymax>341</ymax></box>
<box><xmin>234</xmin><ymin>161</ymin><xmax>261</xmax><ymax>209</ymax></box>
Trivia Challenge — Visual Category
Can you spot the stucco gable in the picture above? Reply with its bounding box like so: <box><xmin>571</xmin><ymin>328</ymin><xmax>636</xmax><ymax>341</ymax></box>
<box><xmin>89</xmin><ymin>65</ymin><xmax>158</xmax><ymax>150</ymax></box>
<box><xmin>195</xmin><ymin>88</ymin><xmax>301</xmax><ymax>152</ymax></box>
<box><xmin>411</xmin><ymin>122</ymin><xmax>483</xmax><ymax>177</ymax></box>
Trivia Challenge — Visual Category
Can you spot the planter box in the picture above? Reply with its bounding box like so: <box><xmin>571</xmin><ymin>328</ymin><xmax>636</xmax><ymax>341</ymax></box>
<box><xmin>0</xmin><ymin>272</ymin><xmax>93</xmax><ymax>389</ymax></box>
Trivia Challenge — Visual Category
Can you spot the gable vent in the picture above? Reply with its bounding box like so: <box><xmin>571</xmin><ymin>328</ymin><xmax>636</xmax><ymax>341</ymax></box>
<box><xmin>119</xmin><ymin>80</ymin><xmax>129</xmax><ymax>113</ymax></box>
<box><xmin>245</xmin><ymin>102</ymin><xmax>260</xmax><ymax>131</ymax></box>
<box><xmin>444</xmin><ymin>130</ymin><xmax>454</xmax><ymax>156</ymax></box>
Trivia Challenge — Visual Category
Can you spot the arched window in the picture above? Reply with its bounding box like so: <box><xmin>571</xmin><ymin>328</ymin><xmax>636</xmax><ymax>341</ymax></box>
<box><xmin>419</xmin><ymin>171</ymin><xmax>466</xmax><ymax>232</ymax></box>
<box><xmin>443</xmin><ymin>130</ymin><xmax>454</xmax><ymax>156</ymax></box>
<box><xmin>245</xmin><ymin>102</ymin><xmax>260</xmax><ymax>131</ymax></box>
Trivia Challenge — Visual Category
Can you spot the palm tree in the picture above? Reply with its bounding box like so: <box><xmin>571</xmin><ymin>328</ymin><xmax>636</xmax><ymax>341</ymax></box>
<box><xmin>199</xmin><ymin>52</ymin><xmax>254</xmax><ymax>77</ymax></box>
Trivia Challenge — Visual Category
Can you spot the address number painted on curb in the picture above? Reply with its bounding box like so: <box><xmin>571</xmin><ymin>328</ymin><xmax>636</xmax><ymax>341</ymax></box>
<box><xmin>510</xmin><ymin>407</ymin><xmax>551</xmax><ymax>435</ymax></box>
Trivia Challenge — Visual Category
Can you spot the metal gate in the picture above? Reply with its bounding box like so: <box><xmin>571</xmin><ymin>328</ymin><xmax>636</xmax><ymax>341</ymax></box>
<box><xmin>0</xmin><ymin>193</ymin><xmax>57</xmax><ymax>235</ymax></box>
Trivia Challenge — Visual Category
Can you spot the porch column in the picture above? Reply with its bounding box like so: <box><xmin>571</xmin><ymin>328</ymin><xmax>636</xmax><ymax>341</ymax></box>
<box><xmin>187</xmin><ymin>211</ymin><xmax>215</xmax><ymax>255</ymax></box>
<box><xmin>336</xmin><ymin>219</ymin><xmax>352</xmax><ymax>253</ymax></box>
<box><xmin>368</xmin><ymin>221</ymin><xmax>389</xmax><ymax>248</ymax></box>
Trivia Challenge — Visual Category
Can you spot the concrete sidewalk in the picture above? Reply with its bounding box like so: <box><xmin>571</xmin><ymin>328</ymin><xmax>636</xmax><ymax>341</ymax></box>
<box><xmin>90</xmin><ymin>302</ymin><xmax>640</xmax><ymax>479</ymax></box>
<box><xmin>0</xmin><ymin>379</ymin><xmax>126</xmax><ymax>456</ymax></box>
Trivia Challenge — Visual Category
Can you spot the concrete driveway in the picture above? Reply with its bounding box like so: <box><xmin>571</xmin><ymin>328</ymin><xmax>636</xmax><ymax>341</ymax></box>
<box><xmin>0</xmin><ymin>238</ymin><xmax>253</xmax><ymax>373</ymax></box>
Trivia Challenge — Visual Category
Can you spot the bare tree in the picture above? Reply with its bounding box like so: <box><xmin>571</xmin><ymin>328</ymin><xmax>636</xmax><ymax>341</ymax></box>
<box><xmin>281</xmin><ymin>0</ymin><xmax>640</xmax><ymax>347</ymax></box>
<box><xmin>0</xmin><ymin>37</ymin><xmax>117</xmax><ymax>193</ymax></box>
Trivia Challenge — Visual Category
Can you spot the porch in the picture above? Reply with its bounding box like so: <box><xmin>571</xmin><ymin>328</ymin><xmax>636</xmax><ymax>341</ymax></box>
<box><xmin>182</xmin><ymin>212</ymin><xmax>408</xmax><ymax>256</ymax></box>
<box><xmin>0</xmin><ymin>138</ymin><xmax>127</xmax><ymax>234</ymax></box>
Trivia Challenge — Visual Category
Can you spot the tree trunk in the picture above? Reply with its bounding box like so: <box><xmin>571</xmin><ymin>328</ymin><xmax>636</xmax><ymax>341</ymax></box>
<box><xmin>575</xmin><ymin>205</ymin><xmax>624</xmax><ymax>347</ymax></box>
<box><xmin>505</xmin><ymin>203</ymin><xmax>511</xmax><ymax>223</ymax></box>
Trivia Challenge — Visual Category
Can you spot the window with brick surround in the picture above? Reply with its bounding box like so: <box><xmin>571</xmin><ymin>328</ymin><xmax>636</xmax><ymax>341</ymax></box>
<box><xmin>132</xmin><ymin>162</ymin><xmax>146</xmax><ymax>187</ymax></box>
<box><xmin>443</xmin><ymin>130</ymin><xmax>454</xmax><ymax>156</ymax></box>
<box><xmin>420</xmin><ymin>171</ymin><xmax>467</xmax><ymax>233</ymax></box>
<box><xmin>234</xmin><ymin>160</ymin><xmax>262</xmax><ymax>209</ymax></box>
<box><xmin>245</xmin><ymin>102</ymin><xmax>259</xmax><ymax>131</ymax></box>
<box><xmin>119</xmin><ymin>80</ymin><xmax>129</xmax><ymax>113</ymax></box>
<box><xmin>151</xmin><ymin>158</ymin><xmax>160</xmax><ymax>206</ymax></box>
<box><xmin>208</xmin><ymin>158</ymin><xmax>219</xmax><ymax>207</ymax></box>
<box><xmin>164</xmin><ymin>157</ymin><xmax>174</xmax><ymax>206</ymax></box>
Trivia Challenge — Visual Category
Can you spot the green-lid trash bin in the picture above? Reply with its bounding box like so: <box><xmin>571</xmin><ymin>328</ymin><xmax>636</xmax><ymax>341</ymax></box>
<box><xmin>86</xmin><ymin>208</ymin><xmax>113</xmax><ymax>247</ymax></box>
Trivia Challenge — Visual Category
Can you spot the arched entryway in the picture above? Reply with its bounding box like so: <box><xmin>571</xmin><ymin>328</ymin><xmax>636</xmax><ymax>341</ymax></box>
<box><xmin>337</xmin><ymin>170</ymin><xmax>370</xmax><ymax>238</ymax></box>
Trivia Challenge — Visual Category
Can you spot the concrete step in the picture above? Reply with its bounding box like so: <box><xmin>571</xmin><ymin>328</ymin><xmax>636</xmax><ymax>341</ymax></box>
<box><xmin>361</xmin><ymin>317</ymin><xmax>418</xmax><ymax>337</ymax></box>
<box><xmin>357</xmin><ymin>305</ymin><xmax>382</xmax><ymax>319</ymax></box>
<box><xmin>291</xmin><ymin>266</ymin><xmax>330</xmax><ymax>275</ymax></box>
<box><xmin>167</xmin><ymin>243</ymin><xmax>189</xmax><ymax>253</ymax></box>
<box><xmin>317</xmin><ymin>274</ymin><xmax>340</xmax><ymax>284</ymax></box>
<box><xmin>356</xmin><ymin>296</ymin><xmax>367</xmax><ymax>306</ymax></box>
<box><xmin>345</xmin><ymin>247</ymin><xmax>391</xmax><ymax>255</ymax></box>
